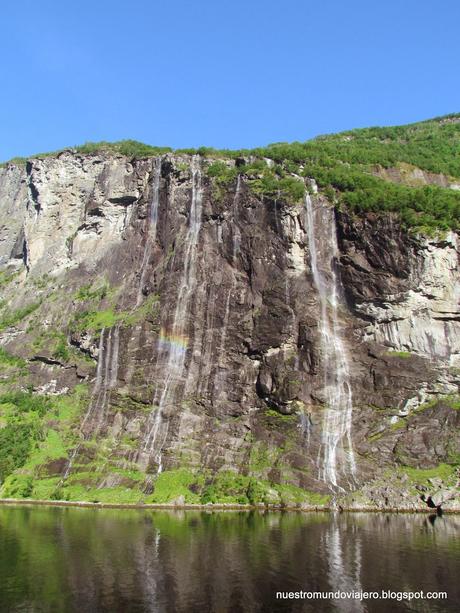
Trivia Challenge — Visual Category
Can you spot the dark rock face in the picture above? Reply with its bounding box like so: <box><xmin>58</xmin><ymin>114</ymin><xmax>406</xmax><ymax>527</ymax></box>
<box><xmin>0</xmin><ymin>152</ymin><xmax>459</xmax><ymax>507</ymax></box>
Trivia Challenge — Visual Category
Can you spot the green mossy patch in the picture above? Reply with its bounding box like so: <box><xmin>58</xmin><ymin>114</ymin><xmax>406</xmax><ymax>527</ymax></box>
<box><xmin>264</xmin><ymin>408</ymin><xmax>298</xmax><ymax>422</ymax></box>
<box><xmin>0</xmin><ymin>270</ymin><xmax>20</xmax><ymax>288</ymax></box>
<box><xmin>71</xmin><ymin>294</ymin><xmax>159</xmax><ymax>334</ymax></box>
<box><xmin>397</xmin><ymin>463</ymin><xmax>458</xmax><ymax>484</ymax></box>
<box><xmin>147</xmin><ymin>469</ymin><xmax>204</xmax><ymax>504</ymax></box>
<box><xmin>0</xmin><ymin>302</ymin><xmax>41</xmax><ymax>331</ymax></box>
<box><xmin>385</xmin><ymin>350</ymin><xmax>412</xmax><ymax>358</ymax></box>
<box><xmin>0</xmin><ymin>347</ymin><xmax>27</xmax><ymax>369</ymax></box>
<box><xmin>445</xmin><ymin>396</ymin><xmax>460</xmax><ymax>410</ymax></box>
<box><xmin>200</xmin><ymin>470</ymin><xmax>329</xmax><ymax>506</ymax></box>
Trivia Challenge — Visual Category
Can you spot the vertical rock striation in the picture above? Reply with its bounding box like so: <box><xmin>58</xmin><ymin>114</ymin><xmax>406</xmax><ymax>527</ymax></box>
<box><xmin>0</xmin><ymin>150</ymin><xmax>459</xmax><ymax>507</ymax></box>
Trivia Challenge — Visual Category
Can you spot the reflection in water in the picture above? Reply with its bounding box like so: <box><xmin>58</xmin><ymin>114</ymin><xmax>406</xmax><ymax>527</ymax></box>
<box><xmin>325</xmin><ymin>517</ymin><xmax>364</xmax><ymax>613</ymax></box>
<box><xmin>0</xmin><ymin>508</ymin><xmax>459</xmax><ymax>612</ymax></box>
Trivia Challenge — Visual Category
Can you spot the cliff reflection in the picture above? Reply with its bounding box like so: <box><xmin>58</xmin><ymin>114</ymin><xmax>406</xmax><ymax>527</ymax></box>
<box><xmin>0</xmin><ymin>507</ymin><xmax>459</xmax><ymax>612</ymax></box>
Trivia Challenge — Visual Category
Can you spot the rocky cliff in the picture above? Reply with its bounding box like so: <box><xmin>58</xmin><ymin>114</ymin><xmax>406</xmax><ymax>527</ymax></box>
<box><xmin>0</xmin><ymin>137</ymin><xmax>459</xmax><ymax>509</ymax></box>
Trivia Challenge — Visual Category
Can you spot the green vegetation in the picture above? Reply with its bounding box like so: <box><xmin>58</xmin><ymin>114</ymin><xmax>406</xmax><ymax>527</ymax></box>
<box><xmin>264</xmin><ymin>408</ymin><xmax>298</xmax><ymax>422</ymax></box>
<box><xmin>0</xmin><ymin>387</ymin><xmax>88</xmax><ymax>493</ymax></box>
<box><xmin>3</xmin><ymin>114</ymin><xmax>459</xmax><ymax>231</ymax></box>
<box><xmin>31</xmin><ymin>274</ymin><xmax>53</xmax><ymax>290</ymax></box>
<box><xmin>72</xmin><ymin>308</ymin><xmax>119</xmax><ymax>332</ymax></box>
<box><xmin>198</xmin><ymin>470</ymin><xmax>329</xmax><ymax>506</ymax></box>
<box><xmin>71</xmin><ymin>294</ymin><xmax>159</xmax><ymax>333</ymax></box>
<box><xmin>53</xmin><ymin>335</ymin><xmax>70</xmax><ymax>361</ymax></box>
<box><xmin>0</xmin><ymin>392</ymin><xmax>51</xmax><ymax>483</ymax></box>
<box><xmin>74</xmin><ymin>281</ymin><xmax>110</xmax><ymax>302</ymax></box>
<box><xmin>74</xmin><ymin>140</ymin><xmax>172</xmax><ymax>158</ymax></box>
<box><xmin>201</xmin><ymin>471</ymin><xmax>256</xmax><ymax>504</ymax></box>
<box><xmin>398</xmin><ymin>463</ymin><xmax>457</xmax><ymax>484</ymax></box>
<box><xmin>1</xmin><ymin>140</ymin><xmax>173</xmax><ymax>166</ymax></box>
<box><xmin>29</xmin><ymin>329</ymin><xmax>75</xmax><ymax>364</ymax></box>
<box><xmin>0</xmin><ymin>302</ymin><xmax>41</xmax><ymax>331</ymax></box>
<box><xmin>385</xmin><ymin>350</ymin><xmax>412</xmax><ymax>358</ymax></box>
<box><xmin>148</xmin><ymin>469</ymin><xmax>204</xmax><ymax>504</ymax></box>
<box><xmin>389</xmin><ymin>419</ymin><xmax>407</xmax><ymax>432</ymax></box>
<box><xmin>0</xmin><ymin>270</ymin><xmax>19</xmax><ymax>288</ymax></box>
<box><xmin>0</xmin><ymin>347</ymin><xmax>26</xmax><ymax>368</ymax></box>
<box><xmin>445</xmin><ymin>395</ymin><xmax>460</xmax><ymax>410</ymax></box>
<box><xmin>196</xmin><ymin>115</ymin><xmax>460</xmax><ymax>231</ymax></box>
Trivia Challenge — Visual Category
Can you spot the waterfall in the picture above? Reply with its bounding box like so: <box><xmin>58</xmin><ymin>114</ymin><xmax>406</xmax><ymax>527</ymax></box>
<box><xmin>63</xmin><ymin>324</ymin><xmax>120</xmax><ymax>478</ymax></box>
<box><xmin>232</xmin><ymin>175</ymin><xmax>241</xmax><ymax>263</ymax></box>
<box><xmin>218</xmin><ymin>285</ymin><xmax>233</xmax><ymax>365</ymax></box>
<box><xmin>137</xmin><ymin>157</ymin><xmax>162</xmax><ymax>306</ymax></box>
<box><xmin>304</xmin><ymin>190</ymin><xmax>356</xmax><ymax>489</ymax></box>
<box><xmin>143</xmin><ymin>156</ymin><xmax>203</xmax><ymax>470</ymax></box>
<box><xmin>80</xmin><ymin>325</ymin><xmax>120</xmax><ymax>434</ymax></box>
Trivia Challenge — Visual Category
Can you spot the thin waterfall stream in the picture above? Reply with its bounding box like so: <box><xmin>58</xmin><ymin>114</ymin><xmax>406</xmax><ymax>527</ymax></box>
<box><xmin>232</xmin><ymin>175</ymin><xmax>242</xmax><ymax>262</ymax></box>
<box><xmin>304</xmin><ymin>189</ymin><xmax>356</xmax><ymax>490</ymax></box>
<box><xmin>63</xmin><ymin>324</ymin><xmax>120</xmax><ymax>479</ymax></box>
<box><xmin>137</xmin><ymin>157</ymin><xmax>162</xmax><ymax>306</ymax></box>
<box><xmin>143</xmin><ymin>156</ymin><xmax>203</xmax><ymax>471</ymax></box>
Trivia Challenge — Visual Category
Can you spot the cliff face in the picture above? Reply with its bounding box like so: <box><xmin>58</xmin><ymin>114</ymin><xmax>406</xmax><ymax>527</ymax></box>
<box><xmin>0</xmin><ymin>151</ymin><xmax>459</xmax><ymax>508</ymax></box>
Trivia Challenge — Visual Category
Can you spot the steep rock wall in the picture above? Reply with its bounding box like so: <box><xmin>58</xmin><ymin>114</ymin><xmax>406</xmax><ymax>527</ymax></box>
<box><xmin>0</xmin><ymin>152</ymin><xmax>458</xmax><ymax>508</ymax></box>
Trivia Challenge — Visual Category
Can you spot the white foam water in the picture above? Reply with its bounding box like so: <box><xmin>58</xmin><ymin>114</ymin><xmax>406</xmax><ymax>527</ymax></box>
<box><xmin>305</xmin><ymin>191</ymin><xmax>356</xmax><ymax>489</ymax></box>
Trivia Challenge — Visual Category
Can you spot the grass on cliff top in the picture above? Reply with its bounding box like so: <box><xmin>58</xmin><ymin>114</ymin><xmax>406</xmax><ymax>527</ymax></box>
<box><xmin>2</xmin><ymin>114</ymin><xmax>460</xmax><ymax>231</ymax></box>
<box><xmin>3</xmin><ymin>114</ymin><xmax>458</xmax><ymax>176</ymax></box>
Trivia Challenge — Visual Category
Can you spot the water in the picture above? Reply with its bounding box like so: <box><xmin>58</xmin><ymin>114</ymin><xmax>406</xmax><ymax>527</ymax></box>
<box><xmin>137</xmin><ymin>157</ymin><xmax>162</xmax><ymax>306</ymax></box>
<box><xmin>304</xmin><ymin>192</ymin><xmax>356</xmax><ymax>490</ymax></box>
<box><xmin>232</xmin><ymin>175</ymin><xmax>242</xmax><ymax>263</ymax></box>
<box><xmin>80</xmin><ymin>325</ymin><xmax>120</xmax><ymax>434</ymax></box>
<box><xmin>63</xmin><ymin>325</ymin><xmax>120</xmax><ymax>478</ymax></box>
<box><xmin>0</xmin><ymin>507</ymin><xmax>458</xmax><ymax>612</ymax></box>
<box><xmin>143</xmin><ymin>156</ymin><xmax>203</xmax><ymax>468</ymax></box>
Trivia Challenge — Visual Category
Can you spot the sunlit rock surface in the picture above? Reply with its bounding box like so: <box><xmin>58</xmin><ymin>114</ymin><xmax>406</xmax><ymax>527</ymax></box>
<box><xmin>0</xmin><ymin>152</ymin><xmax>458</xmax><ymax>508</ymax></box>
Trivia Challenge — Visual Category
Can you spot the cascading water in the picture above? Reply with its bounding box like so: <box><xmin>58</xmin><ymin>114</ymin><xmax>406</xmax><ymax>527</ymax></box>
<box><xmin>80</xmin><ymin>325</ymin><xmax>120</xmax><ymax>434</ymax></box>
<box><xmin>304</xmin><ymin>190</ymin><xmax>356</xmax><ymax>489</ymax></box>
<box><xmin>143</xmin><ymin>156</ymin><xmax>203</xmax><ymax>470</ymax></box>
<box><xmin>137</xmin><ymin>157</ymin><xmax>162</xmax><ymax>306</ymax></box>
<box><xmin>217</xmin><ymin>175</ymin><xmax>240</xmax><ymax>363</ymax></box>
<box><xmin>63</xmin><ymin>324</ymin><xmax>120</xmax><ymax>478</ymax></box>
<box><xmin>232</xmin><ymin>175</ymin><xmax>242</xmax><ymax>263</ymax></box>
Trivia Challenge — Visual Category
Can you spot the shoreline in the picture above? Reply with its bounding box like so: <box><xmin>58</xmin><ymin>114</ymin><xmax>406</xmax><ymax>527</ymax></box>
<box><xmin>0</xmin><ymin>498</ymin><xmax>458</xmax><ymax>513</ymax></box>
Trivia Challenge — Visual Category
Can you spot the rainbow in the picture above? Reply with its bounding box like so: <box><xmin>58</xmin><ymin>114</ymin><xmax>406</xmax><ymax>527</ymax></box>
<box><xmin>158</xmin><ymin>328</ymin><xmax>189</xmax><ymax>355</ymax></box>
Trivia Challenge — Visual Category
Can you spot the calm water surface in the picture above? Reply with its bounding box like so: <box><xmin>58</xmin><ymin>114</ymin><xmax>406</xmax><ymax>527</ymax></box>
<box><xmin>0</xmin><ymin>506</ymin><xmax>458</xmax><ymax>612</ymax></box>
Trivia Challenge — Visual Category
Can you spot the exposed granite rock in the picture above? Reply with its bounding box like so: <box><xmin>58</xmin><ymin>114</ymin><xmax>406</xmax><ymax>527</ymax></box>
<box><xmin>0</xmin><ymin>152</ymin><xmax>458</xmax><ymax>507</ymax></box>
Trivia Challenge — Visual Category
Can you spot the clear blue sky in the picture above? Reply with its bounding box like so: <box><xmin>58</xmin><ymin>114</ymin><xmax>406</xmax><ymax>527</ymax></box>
<box><xmin>2</xmin><ymin>0</ymin><xmax>459</xmax><ymax>160</ymax></box>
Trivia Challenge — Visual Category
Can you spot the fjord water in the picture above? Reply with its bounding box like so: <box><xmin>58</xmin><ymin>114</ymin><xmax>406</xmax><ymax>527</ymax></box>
<box><xmin>0</xmin><ymin>507</ymin><xmax>458</xmax><ymax>612</ymax></box>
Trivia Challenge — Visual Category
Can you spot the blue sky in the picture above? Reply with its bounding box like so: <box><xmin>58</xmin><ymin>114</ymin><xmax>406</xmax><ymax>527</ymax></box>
<box><xmin>1</xmin><ymin>0</ymin><xmax>459</xmax><ymax>160</ymax></box>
